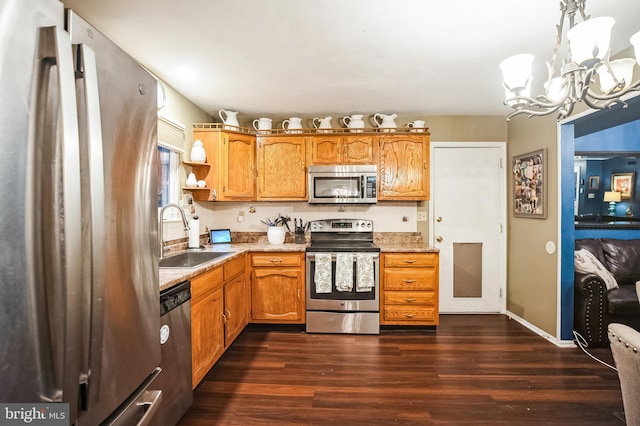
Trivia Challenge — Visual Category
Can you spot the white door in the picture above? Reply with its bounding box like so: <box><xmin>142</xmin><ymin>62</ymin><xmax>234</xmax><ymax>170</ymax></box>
<box><xmin>430</xmin><ymin>143</ymin><xmax>506</xmax><ymax>313</ymax></box>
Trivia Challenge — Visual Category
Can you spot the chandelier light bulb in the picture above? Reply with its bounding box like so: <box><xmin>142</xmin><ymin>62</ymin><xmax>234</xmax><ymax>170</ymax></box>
<box><xmin>545</xmin><ymin>77</ymin><xmax>568</xmax><ymax>102</ymax></box>
<box><xmin>631</xmin><ymin>31</ymin><xmax>640</xmax><ymax>61</ymax></box>
<box><xmin>499</xmin><ymin>54</ymin><xmax>534</xmax><ymax>96</ymax></box>
<box><xmin>567</xmin><ymin>17</ymin><xmax>615</xmax><ymax>68</ymax></box>
<box><xmin>596</xmin><ymin>58</ymin><xmax>637</xmax><ymax>93</ymax></box>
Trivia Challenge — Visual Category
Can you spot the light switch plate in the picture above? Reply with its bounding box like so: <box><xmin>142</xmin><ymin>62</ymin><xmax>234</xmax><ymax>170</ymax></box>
<box><xmin>417</xmin><ymin>211</ymin><xmax>427</xmax><ymax>221</ymax></box>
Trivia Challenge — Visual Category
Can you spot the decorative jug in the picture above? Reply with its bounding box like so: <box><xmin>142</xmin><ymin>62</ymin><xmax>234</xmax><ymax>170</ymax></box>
<box><xmin>218</xmin><ymin>109</ymin><xmax>239</xmax><ymax>128</ymax></box>
<box><xmin>341</xmin><ymin>114</ymin><xmax>365</xmax><ymax>132</ymax></box>
<box><xmin>252</xmin><ymin>117</ymin><xmax>272</xmax><ymax>132</ymax></box>
<box><xmin>312</xmin><ymin>116</ymin><xmax>333</xmax><ymax>132</ymax></box>
<box><xmin>186</xmin><ymin>172</ymin><xmax>198</xmax><ymax>187</ymax></box>
<box><xmin>282</xmin><ymin>117</ymin><xmax>303</xmax><ymax>133</ymax></box>
<box><xmin>190</xmin><ymin>139</ymin><xmax>206</xmax><ymax>162</ymax></box>
<box><xmin>407</xmin><ymin>120</ymin><xmax>426</xmax><ymax>132</ymax></box>
<box><xmin>373</xmin><ymin>113</ymin><xmax>397</xmax><ymax>131</ymax></box>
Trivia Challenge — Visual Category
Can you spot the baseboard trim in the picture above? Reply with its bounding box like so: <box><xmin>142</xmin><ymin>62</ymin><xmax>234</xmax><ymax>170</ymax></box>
<box><xmin>506</xmin><ymin>311</ymin><xmax>576</xmax><ymax>348</ymax></box>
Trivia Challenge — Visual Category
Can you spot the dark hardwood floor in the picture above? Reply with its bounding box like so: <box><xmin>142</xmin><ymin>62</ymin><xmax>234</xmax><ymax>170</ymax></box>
<box><xmin>178</xmin><ymin>315</ymin><xmax>624</xmax><ymax>425</ymax></box>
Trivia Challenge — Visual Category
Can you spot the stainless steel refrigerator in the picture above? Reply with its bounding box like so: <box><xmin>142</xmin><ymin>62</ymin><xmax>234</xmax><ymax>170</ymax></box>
<box><xmin>0</xmin><ymin>0</ymin><xmax>162</xmax><ymax>424</ymax></box>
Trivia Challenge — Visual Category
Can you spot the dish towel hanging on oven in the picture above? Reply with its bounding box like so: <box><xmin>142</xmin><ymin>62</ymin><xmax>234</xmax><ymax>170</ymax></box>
<box><xmin>335</xmin><ymin>253</ymin><xmax>354</xmax><ymax>291</ymax></box>
<box><xmin>314</xmin><ymin>253</ymin><xmax>332</xmax><ymax>293</ymax></box>
<box><xmin>356</xmin><ymin>253</ymin><xmax>375</xmax><ymax>292</ymax></box>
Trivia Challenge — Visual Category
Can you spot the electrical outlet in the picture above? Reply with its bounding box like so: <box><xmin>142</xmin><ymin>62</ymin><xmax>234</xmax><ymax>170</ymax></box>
<box><xmin>417</xmin><ymin>211</ymin><xmax>427</xmax><ymax>221</ymax></box>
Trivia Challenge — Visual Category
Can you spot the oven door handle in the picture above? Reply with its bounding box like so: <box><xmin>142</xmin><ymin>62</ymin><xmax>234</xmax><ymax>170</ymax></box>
<box><xmin>306</xmin><ymin>253</ymin><xmax>379</xmax><ymax>260</ymax></box>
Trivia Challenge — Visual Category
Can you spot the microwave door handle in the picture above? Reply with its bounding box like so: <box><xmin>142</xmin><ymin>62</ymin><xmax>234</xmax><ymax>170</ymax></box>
<box><xmin>75</xmin><ymin>43</ymin><xmax>106</xmax><ymax>410</ymax></box>
<box><xmin>32</xmin><ymin>26</ymin><xmax>83</xmax><ymax>420</ymax></box>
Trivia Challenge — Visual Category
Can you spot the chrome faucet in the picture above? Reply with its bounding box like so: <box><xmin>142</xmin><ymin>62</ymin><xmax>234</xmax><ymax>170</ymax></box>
<box><xmin>159</xmin><ymin>203</ymin><xmax>190</xmax><ymax>259</ymax></box>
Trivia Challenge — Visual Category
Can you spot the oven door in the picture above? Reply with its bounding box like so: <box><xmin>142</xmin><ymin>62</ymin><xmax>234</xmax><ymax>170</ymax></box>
<box><xmin>305</xmin><ymin>252</ymin><xmax>379</xmax><ymax>312</ymax></box>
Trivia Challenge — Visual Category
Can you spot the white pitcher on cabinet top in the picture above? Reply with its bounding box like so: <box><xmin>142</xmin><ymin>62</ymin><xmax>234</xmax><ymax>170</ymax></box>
<box><xmin>341</xmin><ymin>114</ymin><xmax>365</xmax><ymax>132</ymax></box>
<box><xmin>407</xmin><ymin>120</ymin><xmax>426</xmax><ymax>132</ymax></box>
<box><xmin>282</xmin><ymin>117</ymin><xmax>303</xmax><ymax>133</ymax></box>
<box><xmin>218</xmin><ymin>109</ymin><xmax>239</xmax><ymax>128</ymax></box>
<box><xmin>312</xmin><ymin>116</ymin><xmax>333</xmax><ymax>132</ymax></box>
<box><xmin>372</xmin><ymin>113</ymin><xmax>397</xmax><ymax>131</ymax></box>
<box><xmin>252</xmin><ymin>117</ymin><xmax>272</xmax><ymax>132</ymax></box>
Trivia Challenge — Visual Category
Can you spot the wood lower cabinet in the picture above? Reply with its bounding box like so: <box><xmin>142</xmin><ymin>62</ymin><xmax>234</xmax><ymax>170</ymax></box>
<box><xmin>250</xmin><ymin>252</ymin><xmax>305</xmax><ymax>323</ymax></box>
<box><xmin>190</xmin><ymin>254</ymin><xmax>247</xmax><ymax>388</ymax></box>
<box><xmin>190</xmin><ymin>129</ymin><xmax>255</xmax><ymax>201</ymax></box>
<box><xmin>256</xmin><ymin>136</ymin><xmax>307</xmax><ymax>200</ymax></box>
<box><xmin>376</xmin><ymin>134</ymin><xmax>430</xmax><ymax>200</ymax></box>
<box><xmin>309</xmin><ymin>135</ymin><xmax>373</xmax><ymax>164</ymax></box>
<box><xmin>381</xmin><ymin>252</ymin><xmax>439</xmax><ymax>326</ymax></box>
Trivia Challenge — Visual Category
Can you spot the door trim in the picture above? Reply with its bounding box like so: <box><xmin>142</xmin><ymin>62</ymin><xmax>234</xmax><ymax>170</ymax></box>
<box><xmin>429</xmin><ymin>141</ymin><xmax>507</xmax><ymax>314</ymax></box>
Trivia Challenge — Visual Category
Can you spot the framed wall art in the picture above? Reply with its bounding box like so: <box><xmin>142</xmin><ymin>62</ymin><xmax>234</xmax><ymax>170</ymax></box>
<box><xmin>611</xmin><ymin>172</ymin><xmax>635</xmax><ymax>199</ymax></box>
<box><xmin>513</xmin><ymin>149</ymin><xmax>547</xmax><ymax>218</ymax></box>
<box><xmin>588</xmin><ymin>175</ymin><xmax>600</xmax><ymax>190</ymax></box>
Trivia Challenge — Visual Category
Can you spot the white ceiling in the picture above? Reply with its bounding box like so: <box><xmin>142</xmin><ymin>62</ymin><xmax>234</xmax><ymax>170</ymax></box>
<box><xmin>60</xmin><ymin>0</ymin><xmax>640</xmax><ymax>119</ymax></box>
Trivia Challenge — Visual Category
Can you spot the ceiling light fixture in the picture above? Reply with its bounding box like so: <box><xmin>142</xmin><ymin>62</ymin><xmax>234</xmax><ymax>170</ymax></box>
<box><xmin>500</xmin><ymin>0</ymin><xmax>640</xmax><ymax>121</ymax></box>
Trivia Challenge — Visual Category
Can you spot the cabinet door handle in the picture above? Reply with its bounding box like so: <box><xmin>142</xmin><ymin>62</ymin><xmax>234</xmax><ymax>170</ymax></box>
<box><xmin>222</xmin><ymin>312</ymin><xmax>228</xmax><ymax>323</ymax></box>
<box><xmin>403</xmin><ymin>297</ymin><xmax>417</xmax><ymax>302</ymax></box>
<box><xmin>403</xmin><ymin>279</ymin><xmax>416</xmax><ymax>283</ymax></box>
<box><xmin>225</xmin><ymin>308</ymin><xmax>231</xmax><ymax>320</ymax></box>
<box><xmin>403</xmin><ymin>313</ymin><xmax>417</xmax><ymax>318</ymax></box>
<box><xmin>423</xmin><ymin>161</ymin><xmax>427</xmax><ymax>171</ymax></box>
<box><xmin>297</xmin><ymin>288</ymin><xmax>301</xmax><ymax>301</ymax></box>
<box><xmin>403</xmin><ymin>260</ymin><xmax>417</xmax><ymax>264</ymax></box>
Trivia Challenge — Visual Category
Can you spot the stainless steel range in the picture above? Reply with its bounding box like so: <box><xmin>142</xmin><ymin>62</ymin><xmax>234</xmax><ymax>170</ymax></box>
<box><xmin>305</xmin><ymin>219</ymin><xmax>380</xmax><ymax>334</ymax></box>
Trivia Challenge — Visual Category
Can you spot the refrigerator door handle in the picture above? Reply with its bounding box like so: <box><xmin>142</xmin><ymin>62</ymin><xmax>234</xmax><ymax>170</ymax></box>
<box><xmin>33</xmin><ymin>26</ymin><xmax>83</xmax><ymax>421</ymax></box>
<box><xmin>75</xmin><ymin>42</ymin><xmax>106</xmax><ymax>411</ymax></box>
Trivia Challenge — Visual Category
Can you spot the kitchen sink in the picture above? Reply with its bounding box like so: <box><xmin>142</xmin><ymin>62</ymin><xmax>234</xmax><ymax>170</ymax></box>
<box><xmin>159</xmin><ymin>251</ymin><xmax>232</xmax><ymax>268</ymax></box>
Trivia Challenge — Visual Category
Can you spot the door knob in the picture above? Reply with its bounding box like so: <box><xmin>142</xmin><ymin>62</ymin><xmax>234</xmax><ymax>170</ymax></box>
<box><xmin>436</xmin><ymin>236</ymin><xmax>443</xmax><ymax>242</ymax></box>
<box><xmin>436</xmin><ymin>216</ymin><xmax>443</xmax><ymax>222</ymax></box>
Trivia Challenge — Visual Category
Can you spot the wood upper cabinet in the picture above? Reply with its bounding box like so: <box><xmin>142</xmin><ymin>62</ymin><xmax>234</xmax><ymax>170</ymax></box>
<box><xmin>381</xmin><ymin>252</ymin><xmax>439</xmax><ymax>326</ymax></box>
<box><xmin>190</xmin><ymin>129</ymin><xmax>255</xmax><ymax>201</ymax></box>
<box><xmin>256</xmin><ymin>136</ymin><xmax>307</xmax><ymax>200</ymax></box>
<box><xmin>250</xmin><ymin>252</ymin><xmax>305</xmax><ymax>323</ymax></box>
<box><xmin>376</xmin><ymin>134</ymin><xmax>430</xmax><ymax>200</ymax></box>
<box><xmin>309</xmin><ymin>135</ymin><xmax>373</xmax><ymax>165</ymax></box>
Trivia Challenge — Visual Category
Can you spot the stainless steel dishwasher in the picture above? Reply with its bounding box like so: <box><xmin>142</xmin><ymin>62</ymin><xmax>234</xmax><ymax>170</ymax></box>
<box><xmin>157</xmin><ymin>280</ymin><xmax>193</xmax><ymax>426</ymax></box>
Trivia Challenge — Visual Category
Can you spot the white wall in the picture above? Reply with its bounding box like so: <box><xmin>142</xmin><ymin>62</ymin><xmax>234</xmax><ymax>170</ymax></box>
<box><xmin>182</xmin><ymin>201</ymin><xmax>418</xmax><ymax>237</ymax></box>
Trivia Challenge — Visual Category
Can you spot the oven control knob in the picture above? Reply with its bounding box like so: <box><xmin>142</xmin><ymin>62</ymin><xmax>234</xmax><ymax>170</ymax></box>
<box><xmin>366</xmin><ymin>222</ymin><xmax>371</xmax><ymax>228</ymax></box>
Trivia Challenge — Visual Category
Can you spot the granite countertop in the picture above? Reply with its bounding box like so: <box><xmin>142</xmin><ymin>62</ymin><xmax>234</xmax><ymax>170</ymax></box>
<box><xmin>159</xmin><ymin>235</ymin><xmax>439</xmax><ymax>291</ymax></box>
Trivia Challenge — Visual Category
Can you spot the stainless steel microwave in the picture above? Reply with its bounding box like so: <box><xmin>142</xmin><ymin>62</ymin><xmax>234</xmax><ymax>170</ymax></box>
<box><xmin>307</xmin><ymin>165</ymin><xmax>377</xmax><ymax>204</ymax></box>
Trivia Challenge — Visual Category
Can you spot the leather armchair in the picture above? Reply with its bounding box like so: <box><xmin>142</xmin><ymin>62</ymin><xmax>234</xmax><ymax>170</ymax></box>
<box><xmin>574</xmin><ymin>238</ymin><xmax>640</xmax><ymax>347</ymax></box>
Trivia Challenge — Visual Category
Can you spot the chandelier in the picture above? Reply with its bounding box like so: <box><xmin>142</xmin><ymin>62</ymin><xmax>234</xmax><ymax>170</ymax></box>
<box><xmin>499</xmin><ymin>0</ymin><xmax>640</xmax><ymax>121</ymax></box>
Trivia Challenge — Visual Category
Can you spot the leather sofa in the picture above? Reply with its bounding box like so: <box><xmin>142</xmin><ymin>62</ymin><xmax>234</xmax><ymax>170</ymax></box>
<box><xmin>574</xmin><ymin>238</ymin><xmax>640</xmax><ymax>347</ymax></box>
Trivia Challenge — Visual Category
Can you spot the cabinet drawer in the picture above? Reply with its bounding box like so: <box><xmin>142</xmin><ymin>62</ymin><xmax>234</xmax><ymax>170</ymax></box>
<box><xmin>223</xmin><ymin>254</ymin><xmax>245</xmax><ymax>280</ymax></box>
<box><xmin>383</xmin><ymin>306</ymin><xmax>437</xmax><ymax>322</ymax></box>
<box><xmin>384</xmin><ymin>269</ymin><xmax>437</xmax><ymax>291</ymax></box>
<box><xmin>383</xmin><ymin>291</ymin><xmax>436</xmax><ymax>306</ymax></box>
<box><xmin>384</xmin><ymin>253</ymin><xmax>438</xmax><ymax>267</ymax></box>
<box><xmin>252</xmin><ymin>253</ymin><xmax>301</xmax><ymax>267</ymax></box>
<box><xmin>191</xmin><ymin>266</ymin><xmax>223</xmax><ymax>304</ymax></box>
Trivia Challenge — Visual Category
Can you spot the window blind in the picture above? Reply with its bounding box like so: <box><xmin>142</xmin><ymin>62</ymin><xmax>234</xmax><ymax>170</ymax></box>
<box><xmin>158</xmin><ymin>114</ymin><xmax>186</xmax><ymax>153</ymax></box>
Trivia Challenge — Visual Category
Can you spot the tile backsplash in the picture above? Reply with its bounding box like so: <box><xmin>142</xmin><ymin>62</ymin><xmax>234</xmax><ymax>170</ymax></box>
<box><xmin>197</xmin><ymin>200</ymin><xmax>417</xmax><ymax>233</ymax></box>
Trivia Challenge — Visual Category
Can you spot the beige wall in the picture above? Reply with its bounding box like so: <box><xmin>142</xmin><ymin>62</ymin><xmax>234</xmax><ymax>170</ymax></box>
<box><xmin>506</xmin><ymin>114</ymin><xmax>559</xmax><ymax>335</ymax></box>
<box><xmin>159</xmin><ymin>80</ymin><xmax>212</xmax><ymax>241</ymax></box>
